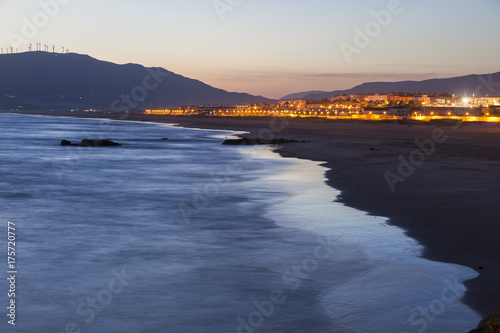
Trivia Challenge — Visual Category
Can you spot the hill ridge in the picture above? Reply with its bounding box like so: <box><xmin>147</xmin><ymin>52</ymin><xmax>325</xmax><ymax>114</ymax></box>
<box><xmin>0</xmin><ymin>52</ymin><xmax>275</xmax><ymax>110</ymax></box>
<box><xmin>282</xmin><ymin>72</ymin><xmax>500</xmax><ymax>100</ymax></box>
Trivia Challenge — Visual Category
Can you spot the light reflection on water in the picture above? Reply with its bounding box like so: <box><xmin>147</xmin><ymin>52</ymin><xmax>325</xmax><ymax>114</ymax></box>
<box><xmin>246</xmin><ymin>147</ymin><xmax>481</xmax><ymax>332</ymax></box>
<box><xmin>0</xmin><ymin>113</ymin><xmax>480</xmax><ymax>333</ymax></box>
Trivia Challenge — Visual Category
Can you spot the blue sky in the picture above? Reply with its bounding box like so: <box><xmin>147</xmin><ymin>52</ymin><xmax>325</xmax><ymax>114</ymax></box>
<box><xmin>1</xmin><ymin>0</ymin><xmax>499</xmax><ymax>98</ymax></box>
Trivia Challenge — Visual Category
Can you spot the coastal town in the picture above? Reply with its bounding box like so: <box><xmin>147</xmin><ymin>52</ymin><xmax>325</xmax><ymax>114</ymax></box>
<box><xmin>145</xmin><ymin>92</ymin><xmax>500</xmax><ymax>122</ymax></box>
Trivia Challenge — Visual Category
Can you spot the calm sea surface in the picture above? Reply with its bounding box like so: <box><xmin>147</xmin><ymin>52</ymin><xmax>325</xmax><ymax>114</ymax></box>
<box><xmin>0</xmin><ymin>113</ymin><xmax>480</xmax><ymax>332</ymax></box>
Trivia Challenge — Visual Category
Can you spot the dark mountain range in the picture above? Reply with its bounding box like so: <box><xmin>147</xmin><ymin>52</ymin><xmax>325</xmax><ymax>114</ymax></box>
<box><xmin>282</xmin><ymin>72</ymin><xmax>500</xmax><ymax>100</ymax></box>
<box><xmin>0</xmin><ymin>52</ymin><xmax>275</xmax><ymax>110</ymax></box>
<box><xmin>280</xmin><ymin>90</ymin><xmax>328</xmax><ymax>100</ymax></box>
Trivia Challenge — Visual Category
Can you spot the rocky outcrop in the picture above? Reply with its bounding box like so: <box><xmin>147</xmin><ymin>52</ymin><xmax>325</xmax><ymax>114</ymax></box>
<box><xmin>469</xmin><ymin>315</ymin><xmax>500</xmax><ymax>333</ymax></box>
<box><xmin>60</xmin><ymin>140</ymin><xmax>72</xmax><ymax>146</ymax></box>
<box><xmin>60</xmin><ymin>139</ymin><xmax>121</xmax><ymax>147</ymax></box>
<box><xmin>222</xmin><ymin>138</ymin><xmax>302</xmax><ymax>146</ymax></box>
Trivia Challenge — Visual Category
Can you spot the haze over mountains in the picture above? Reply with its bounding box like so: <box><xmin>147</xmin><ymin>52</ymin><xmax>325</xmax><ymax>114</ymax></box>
<box><xmin>282</xmin><ymin>72</ymin><xmax>500</xmax><ymax>100</ymax></box>
<box><xmin>0</xmin><ymin>52</ymin><xmax>274</xmax><ymax>110</ymax></box>
<box><xmin>1</xmin><ymin>51</ymin><xmax>499</xmax><ymax>111</ymax></box>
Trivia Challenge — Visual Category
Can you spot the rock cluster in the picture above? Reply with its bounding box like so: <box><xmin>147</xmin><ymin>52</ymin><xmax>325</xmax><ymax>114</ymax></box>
<box><xmin>60</xmin><ymin>139</ymin><xmax>121</xmax><ymax>147</ymax></box>
<box><xmin>469</xmin><ymin>315</ymin><xmax>500</xmax><ymax>333</ymax></box>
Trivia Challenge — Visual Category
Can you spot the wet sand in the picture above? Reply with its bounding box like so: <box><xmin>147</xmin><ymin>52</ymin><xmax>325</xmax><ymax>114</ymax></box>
<box><xmin>6</xmin><ymin>110</ymin><xmax>500</xmax><ymax>318</ymax></box>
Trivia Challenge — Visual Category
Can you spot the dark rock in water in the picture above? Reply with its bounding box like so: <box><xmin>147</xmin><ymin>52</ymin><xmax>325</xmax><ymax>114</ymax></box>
<box><xmin>161</xmin><ymin>138</ymin><xmax>169</xmax><ymax>141</ymax></box>
<box><xmin>60</xmin><ymin>139</ymin><xmax>121</xmax><ymax>147</ymax></box>
<box><xmin>78</xmin><ymin>139</ymin><xmax>121</xmax><ymax>147</ymax></box>
<box><xmin>222</xmin><ymin>138</ymin><xmax>300</xmax><ymax>146</ymax></box>
<box><xmin>469</xmin><ymin>315</ymin><xmax>500</xmax><ymax>333</ymax></box>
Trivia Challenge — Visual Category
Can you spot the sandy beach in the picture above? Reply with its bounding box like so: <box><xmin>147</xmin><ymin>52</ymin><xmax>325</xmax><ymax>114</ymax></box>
<box><xmin>6</xmin><ymin>110</ymin><xmax>500</xmax><ymax>319</ymax></box>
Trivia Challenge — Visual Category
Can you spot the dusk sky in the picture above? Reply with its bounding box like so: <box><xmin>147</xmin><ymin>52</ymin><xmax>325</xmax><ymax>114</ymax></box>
<box><xmin>1</xmin><ymin>0</ymin><xmax>499</xmax><ymax>98</ymax></box>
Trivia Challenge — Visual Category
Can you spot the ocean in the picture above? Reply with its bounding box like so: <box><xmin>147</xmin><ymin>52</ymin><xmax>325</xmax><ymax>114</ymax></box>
<box><xmin>0</xmin><ymin>113</ymin><xmax>480</xmax><ymax>332</ymax></box>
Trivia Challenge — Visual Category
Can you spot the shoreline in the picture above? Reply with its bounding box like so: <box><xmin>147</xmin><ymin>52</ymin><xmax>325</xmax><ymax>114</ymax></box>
<box><xmin>5</xmin><ymin>110</ymin><xmax>500</xmax><ymax>318</ymax></box>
